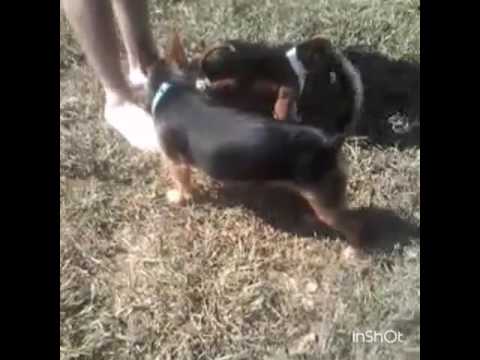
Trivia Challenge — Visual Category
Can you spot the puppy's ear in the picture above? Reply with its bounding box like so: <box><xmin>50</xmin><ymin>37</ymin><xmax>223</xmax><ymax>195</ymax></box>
<box><xmin>165</xmin><ymin>30</ymin><xmax>189</xmax><ymax>70</ymax></box>
<box><xmin>200</xmin><ymin>44</ymin><xmax>236</xmax><ymax>77</ymax></box>
<box><xmin>309</xmin><ymin>35</ymin><xmax>332</xmax><ymax>53</ymax></box>
<box><xmin>297</xmin><ymin>35</ymin><xmax>333</xmax><ymax>70</ymax></box>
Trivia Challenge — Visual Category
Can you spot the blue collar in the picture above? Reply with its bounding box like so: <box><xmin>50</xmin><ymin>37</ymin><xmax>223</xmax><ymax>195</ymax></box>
<box><xmin>151</xmin><ymin>82</ymin><xmax>173</xmax><ymax>114</ymax></box>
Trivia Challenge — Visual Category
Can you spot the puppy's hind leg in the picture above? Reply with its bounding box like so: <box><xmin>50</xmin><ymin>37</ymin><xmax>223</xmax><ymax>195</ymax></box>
<box><xmin>297</xmin><ymin>186</ymin><xmax>363</xmax><ymax>260</ymax></box>
<box><xmin>166</xmin><ymin>162</ymin><xmax>193</xmax><ymax>205</ymax></box>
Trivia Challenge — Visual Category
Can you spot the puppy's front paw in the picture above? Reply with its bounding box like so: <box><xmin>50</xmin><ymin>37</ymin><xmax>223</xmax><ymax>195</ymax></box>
<box><xmin>342</xmin><ymin>246</ymin><xmax>359</xmax><ymax>261</ymax></box>
<box><xmin>341</xmin><ymin>246</ymin><xmax>370</xmax><ymax>264</ymax></box>
<box><xmin>166</xmin><ymin>189</ymin><xmax>184</xmax><ymax>204</ymax></box>
<box><xmin>166</xmin><ymin>189</ymin><xmax>192</xmax><ymax>205</ymax></box>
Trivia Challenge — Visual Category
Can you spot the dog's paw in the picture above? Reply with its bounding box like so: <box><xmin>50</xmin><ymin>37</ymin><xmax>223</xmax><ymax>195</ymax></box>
<box><xmin>166</xmin><ymin>189</ymin><xmax>185</xmax><ymax>204</ymax></box>
<box><xmin>341</xmin><ymin>246</ymin><xmax>370</xmax><ymax>264</ymax></box>
<box><xmin>166</xmin><ymin>189</ymin><xmax>192</xmax><ymax>205</ymax></box>
<box><xmin>195</xmin><ymin>77</ymin><xmax>211</xmax><ymax>92</ymax></box>
<box><xmin>342</xmin><ymin>246</ymin><xmax>360</xmax><ymax>261</ymax></box>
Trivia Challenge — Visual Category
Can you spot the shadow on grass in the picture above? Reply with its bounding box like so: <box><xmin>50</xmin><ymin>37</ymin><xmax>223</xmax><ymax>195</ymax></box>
<box><xmin>343</xmin><ymin>46</ymin><xmax>420</xmax><ymax>149</ymax></box>
<box><xmin>204</xmin><ymin>47</ymin><xmax>420</xmax><ymax>252</ymax></box>
<box><xmin>195</xmin><ymin>184</ymin><xmax>419</xmax><ymax>255</ymax></box>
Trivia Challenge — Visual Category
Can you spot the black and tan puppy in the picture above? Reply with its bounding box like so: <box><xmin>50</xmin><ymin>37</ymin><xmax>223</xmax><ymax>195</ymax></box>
<box><xmin>147</xmin><ymin>33</ymin><xmax>363</xmax><ymax>253</ymax></box>
<box><xmin>194</xmin><ymin>40</ymin><xmax>298</xmax><ymax>121</ymax></box>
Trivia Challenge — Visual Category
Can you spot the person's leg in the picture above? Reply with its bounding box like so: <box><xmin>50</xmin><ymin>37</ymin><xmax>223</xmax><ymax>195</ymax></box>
<box><xmin>62</xmin><ymin>0</ymin><xmax>132</xmax><ymax>104</ymax></box>
<box><xmin>61</xmin><ymin>0</ymin><xmax>159</xmax><ymax>151</ymax></box>
<box><xmin>112</xmin><ymin>0</ymin><xmax>158</xmax><ymax>88</ymax></box>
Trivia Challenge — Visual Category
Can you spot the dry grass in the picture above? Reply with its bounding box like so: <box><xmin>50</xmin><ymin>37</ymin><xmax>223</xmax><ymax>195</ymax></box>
<box><xmin>60</xmin><ymin>0</ymin><xmax>420</xmax><ymax>359</ymax></box>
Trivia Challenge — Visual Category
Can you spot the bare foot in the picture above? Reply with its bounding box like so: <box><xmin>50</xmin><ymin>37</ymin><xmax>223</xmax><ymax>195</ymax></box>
<box><xmin>104</xmin><ymin>93</ymin><xmax>159</xmax><ymax>152</ymax></box>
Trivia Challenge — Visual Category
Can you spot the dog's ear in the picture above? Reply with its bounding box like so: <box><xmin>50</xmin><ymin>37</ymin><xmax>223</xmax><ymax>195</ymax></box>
<box><xmin>165</xmin><ymin>30</ymin><xmax>189</xmax><ymax>70</ymax></box>
<box><xmin>297</xmin><ymin>35</ymin><xmax>333</xmax><ymax>70</ymax></box>
<box><xmin>200</xmin><ymin>44</ymin><xmax>236</xmax><ymax>78</ymax></box>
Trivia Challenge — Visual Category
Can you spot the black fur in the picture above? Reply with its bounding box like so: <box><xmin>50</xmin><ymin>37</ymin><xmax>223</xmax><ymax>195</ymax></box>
<box><xmin>297</xmin><ymin>53</ymin><xmax>357</xmax><ymax>136</ymax></box>
<box><xmin>197</xmin><ymin>39</ymin><xmax>360</xmax><ymax>137</ymax></box>
<box><xmin>200</xmin><ymin>40</ymin><xmax>297</xmax><ymax>87</ymax></box>
<box><xmin>148</xmin><ymin>63</ymin><xmax>344</xmax><ymax>185</ymax></box>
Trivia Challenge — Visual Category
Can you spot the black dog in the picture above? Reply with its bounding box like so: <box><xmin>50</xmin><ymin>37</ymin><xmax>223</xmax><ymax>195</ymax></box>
<box><xmin>147</xmin><ymin>32</ymin><xmax>363</xmax><ymax>251</ymax></box>
<box><xmin>195</xmin><ymin>36</ymin><xmax>363</xmax><ymax>137</ymax></box>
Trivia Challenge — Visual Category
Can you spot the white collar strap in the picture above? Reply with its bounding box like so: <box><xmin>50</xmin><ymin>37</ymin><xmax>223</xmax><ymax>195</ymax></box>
<box><xmin>151</xmin><ymin>82</ymin><xmax>173</xmax><ymax>114</ymax></box>
<box><xmin>286</xmin><ymin>46</ymin><xmax>307</xmax><ymax>93</ymax></box>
